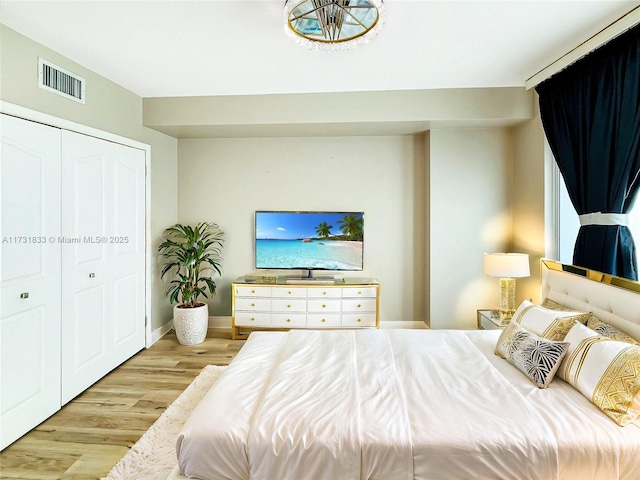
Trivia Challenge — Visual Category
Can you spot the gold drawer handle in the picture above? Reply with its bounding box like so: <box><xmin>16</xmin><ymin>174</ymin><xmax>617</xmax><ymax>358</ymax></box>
<box><xmin>321</xmin><ymin>318</ymin><xmax>326</xmax><ymax>323</ymax></box>
<box><xmin>250</xmin><ymin>317</ymin><xmax>255</xmax><ymax>321</ymax></box>
<box><xmin>357</xmin><ymin>318</ymin><xmax>362</xmax><ymax>323</ymax></box>
<box><xmin>287</xmin><ymin>304</ymin><xmax>291</xmax><ymax>308</ymax></box>
<box><xmin>358</xmin><ymin>291</ymin><xmax>362</xmax><ymax>295</ymax></box>
<box><xmin>288</xmin><ymin>290</ymin><xmax>292</xmax><ymax>294</ymax></box>
<box><xmin>322</xmin><ymin>291</ymin><xmax>327</xmax><ymax>295</ymax></box>
<box><xmin>251</xmin><ymin>289</ymin><xmax>255</xmax><ymax>294</ymax></box>
<box><xmin>286</xmin><ymin>319</ymin><xmax>291</xmax><ymax>323</ymax></box>
<box><xmin>251</xmin><ymin>303</ymin><xmax>255</xmax><ymax>307</ymax></box>
<box><xmin>322</xmin><ymin>304</ymin><xmax>326</xmax><ymax>308</ymax></box>
<box><xmin>357</xmin><ymin>304</ymin><xmax>361</xmax><ymax>308</ymax></box>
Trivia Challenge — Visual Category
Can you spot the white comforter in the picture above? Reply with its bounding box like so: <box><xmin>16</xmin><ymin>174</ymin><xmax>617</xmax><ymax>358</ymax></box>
<box><xmin>176</xmin><ymin>329</ymin><xmax>640</xmax><ymax>480</ymax></box>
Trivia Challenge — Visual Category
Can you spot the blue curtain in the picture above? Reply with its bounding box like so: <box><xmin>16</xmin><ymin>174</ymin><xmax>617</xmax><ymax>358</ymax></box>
<box><xmin>536</xmin><ymin>25</ymin><xmax>640</xmax><ymax>280</ymax></box>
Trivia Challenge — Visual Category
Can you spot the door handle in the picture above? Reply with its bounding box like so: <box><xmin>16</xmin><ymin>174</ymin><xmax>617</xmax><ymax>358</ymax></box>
<box><xmin>20</xmin><ymin>292</ymin><xmax>29</xmax><ymax>299</ymax></box>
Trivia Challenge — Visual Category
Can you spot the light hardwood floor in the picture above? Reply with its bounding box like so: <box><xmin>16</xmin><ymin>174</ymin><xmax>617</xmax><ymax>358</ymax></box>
<box><xmin>0</xmin><ymin>329</ymin><xmax>245</xmax><ymax>480</ymax></box>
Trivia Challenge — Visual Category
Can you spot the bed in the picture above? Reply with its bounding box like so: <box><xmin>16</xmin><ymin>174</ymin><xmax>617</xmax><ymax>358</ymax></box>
<box><xmin>175</xmin><ymin>260</ymin><xmax>640</xmax><ymax>480</ymax></box>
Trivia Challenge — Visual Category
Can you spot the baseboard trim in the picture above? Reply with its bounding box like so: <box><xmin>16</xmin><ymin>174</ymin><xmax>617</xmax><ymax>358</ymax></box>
<box><xmin>148</xmin><ymin>320</ymin><xmax>173</xmax><ymax>347</ymax></box>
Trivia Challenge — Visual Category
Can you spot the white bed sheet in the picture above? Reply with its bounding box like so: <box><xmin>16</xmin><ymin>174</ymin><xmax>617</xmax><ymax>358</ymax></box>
<box><xmin>176</xmin><ymin>329</ymin><xmax>640</xmax><ymax>480</ymax></box>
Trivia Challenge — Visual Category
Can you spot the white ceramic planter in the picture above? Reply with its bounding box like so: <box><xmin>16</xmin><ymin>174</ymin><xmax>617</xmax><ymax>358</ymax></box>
<box><xmin>173</xmin><ymin>303</ymin><xmax>208</xmax><ymax>345</ymax></box>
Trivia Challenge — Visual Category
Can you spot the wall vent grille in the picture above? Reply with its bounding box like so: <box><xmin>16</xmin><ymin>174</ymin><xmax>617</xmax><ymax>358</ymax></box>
<box><xmin>38</xmin><ymin>58</ymin><xmax>85</xmax><ymax>104</ymax></box>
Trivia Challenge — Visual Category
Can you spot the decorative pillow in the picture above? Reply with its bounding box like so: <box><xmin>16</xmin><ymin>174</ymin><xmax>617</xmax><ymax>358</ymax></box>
<box><xmin>511</xmin><ymin>300</ymin><xmax>591</xmax><ymax>342</ymax></box>
<box><xmin>557</xmin><ymin>322</ymin><xmax>600</xmax><ymax>381</ymax></box>
<box><xmin>560</xmin><ymin>322</ymin><xmax>640</xmax><ymax>426</ymax></box>
<box><xmin>506</xmin><ymin>325</ymin><xmax>569</xmax><ymax>388</ymax></box>
<box><xmin>541</xmin><ymin>298</ymin><xmax>573</xmax><ymax>311</ymax></box>
<box><xmin>587</xmin><ymin>316</ymin><xmax>640</xmax><ymax>346</ymax></box>
<box><xmin>495</xmin><ymin>321</ymin><xmax>521</xmax><ymax>359</ymax></box>
<box><xmin>543</xmin><ymin>298</ymin><xmax>640</xmax><ymax>346</ymax></box>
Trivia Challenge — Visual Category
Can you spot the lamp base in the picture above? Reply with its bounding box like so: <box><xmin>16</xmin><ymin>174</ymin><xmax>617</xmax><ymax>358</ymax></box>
<box><xmin>498</xmin><ymin>277</ymin><xmax>516</xmax><ymax>322</ymax></box>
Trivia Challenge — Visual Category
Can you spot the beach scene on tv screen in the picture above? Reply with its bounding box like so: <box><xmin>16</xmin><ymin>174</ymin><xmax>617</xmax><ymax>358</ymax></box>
<box><xmin>256</xmin><ymin>212</ymin><xmax>364</xmax><ymax>270</ymax></box>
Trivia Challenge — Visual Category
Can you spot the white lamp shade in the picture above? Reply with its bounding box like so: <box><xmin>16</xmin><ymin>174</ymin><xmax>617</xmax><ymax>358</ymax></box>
<box><xmin>483</xmin><ymin>253</ymin><xmax>530</xmax><ymax>278</ymax></box>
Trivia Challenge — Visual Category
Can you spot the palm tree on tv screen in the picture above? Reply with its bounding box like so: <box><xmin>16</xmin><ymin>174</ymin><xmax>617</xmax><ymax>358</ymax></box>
<box><xmin>315</xmin><ymin>222</ymin><xmax>333</xmax><ymax>239</ymax></box>
<box><xmin>338</xmin><ymin>214</ymin><xmax>363</xmax><ymax>241</ymax></box>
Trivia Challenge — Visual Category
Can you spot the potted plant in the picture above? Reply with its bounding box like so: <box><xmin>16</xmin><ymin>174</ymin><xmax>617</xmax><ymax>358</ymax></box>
<box><xmin>158</xmin><ymin>222</ymin><xmax>224</xmax><ymax>345</ymax></box>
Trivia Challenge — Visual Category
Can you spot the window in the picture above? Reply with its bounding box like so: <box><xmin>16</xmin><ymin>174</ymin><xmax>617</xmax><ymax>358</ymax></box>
<box><xmin>557</xmin><ymin>173</ymin><xmax>640</xmax><ymax>268</ymax></box>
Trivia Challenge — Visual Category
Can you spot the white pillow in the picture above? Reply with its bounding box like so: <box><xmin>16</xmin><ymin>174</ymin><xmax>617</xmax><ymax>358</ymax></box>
<box><xmin>560</xmin><ymin>322</ymin><xmax>640</xmax><ymax>426</ymax></box>
<box><xmin>512</xmin><ymin>300</ymin><xmax>591</xmax><ymax>341</ymax></box>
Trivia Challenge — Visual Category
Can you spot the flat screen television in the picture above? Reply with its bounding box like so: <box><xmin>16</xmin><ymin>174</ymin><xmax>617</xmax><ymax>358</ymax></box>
<box><xmin>255</xmin><ymin>211</ymin><xmax>364</xmax><ymax>274</ymax></box>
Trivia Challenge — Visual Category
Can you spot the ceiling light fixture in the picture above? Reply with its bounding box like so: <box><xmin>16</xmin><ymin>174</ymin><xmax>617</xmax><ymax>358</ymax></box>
<box><xmin>284</xmin><ymin>0</ymin><xmax>384</xmax><ymax>51</ymax></box>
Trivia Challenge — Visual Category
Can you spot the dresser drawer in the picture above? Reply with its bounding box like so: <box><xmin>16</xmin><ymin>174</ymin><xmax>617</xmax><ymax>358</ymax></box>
<box><xmin>307</xmin><ymin>288</ymin><xmax>342</xmax><ymax>298</ymax></box>
<box><xmin>342</xmin><ymin>298</ymin><xmax>376</xmax><ymax>312</ymax></box>
<box><xmin>234</xmin><ymin>312</ymin><xmax>270</xmax><ymax>326</ymax></box>
<box><xmin>307</xmin><ymin>299</ymin><xmax>341</xmax><ymax>313</ymax></box>
<box><xmin>307</xmin><ymin>314</ymin><xmax>341</xmax><ymax>328</ymax></box>
<box><xmin>235</xmin><ymin>298</ymin><xmax>271</xmax><ymax>311</ymax></box>
<box><xmin>271</xmin><ymin>287</ymin><xmax>307</xmax><ymax>298</ymax></box>
<box><xmin>235</xmin><ymin>285</ymin><xmax>272</xmax><ymax>297</ymax></box>
<box><xmin>271</xmin><ymin>299</ymin><xmax>306</xmax><ymax>313</ymax></box>
<box><xmin>342</xmin><ymin>286</ymin><xmax>377</xmax><ymax>298</ymax></box>
<box><xmin>271</xmin><ymin>313</ymin><xmax>306</xmax><ymax>328</ymax></box>
<box><xmin>342</xmin><ymin>313</ymin><xmax>377</xmax><ymax>327</ymax></box>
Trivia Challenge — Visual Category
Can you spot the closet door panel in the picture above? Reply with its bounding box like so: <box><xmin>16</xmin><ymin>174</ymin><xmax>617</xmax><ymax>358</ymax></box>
<box><xmin>72</xmin><ymin>285</ymin><xmax>106</xmax><ymax>368</ymax></box>
<box><xmin>61</xmin><ymin>131</ymin><xmax>112</xmax><ymax>403</ymax></box>
<box><xmin>73</xmin><ymin>155</ymin><xmax>107</xmax><ymax>266</ymax></box>
<box><xmin>110</xmin><ymin>145</ymin><xmax>145</xmax><ymax>365</ymax></box>
<box><xmin>0</xmin><ymin>114</ymin><xmax>61</xmax><ymax>450</ymax></box>
<box><xmin>61</xmin><ymin>131</ymin><xmax>145</xmax><ymax>404</ymax></box>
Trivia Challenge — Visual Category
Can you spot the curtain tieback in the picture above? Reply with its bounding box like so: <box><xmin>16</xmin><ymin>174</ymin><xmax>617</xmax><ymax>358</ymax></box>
<box><xmin>579</xmin><ymin>212</ymin><xmax>629</xmax><ymax>226</ymax></box>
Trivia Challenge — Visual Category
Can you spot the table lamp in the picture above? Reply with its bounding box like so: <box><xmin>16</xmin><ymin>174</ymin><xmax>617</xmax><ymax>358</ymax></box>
<box><xmin>483</xmin><ymin>253</ymin><xmax>530</xmax><ymax>320</ymax></box>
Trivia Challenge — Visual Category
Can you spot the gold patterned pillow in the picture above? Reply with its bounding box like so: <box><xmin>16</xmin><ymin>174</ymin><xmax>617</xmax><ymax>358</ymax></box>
<box><xmin>511</xmin><ymin>300</ymin><xmax>591</xmax><ymax>342</ymax></box>
<box><xmin>587</xmin><ymin>317</ymin><xmax>640</xmax><ymax>346</ymax></box>
<box><xmin>560</xmin><ymin>322</ymin><xmax>640</xmax><ymax>426</ymax></box>
<box><xmin>541</xmin><ymin>298</ymin><xmax>573</xmax><ymax>311</ymax></box>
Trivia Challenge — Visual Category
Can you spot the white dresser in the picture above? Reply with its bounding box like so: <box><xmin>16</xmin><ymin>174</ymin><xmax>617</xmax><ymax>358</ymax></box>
<box><xmin>231</xmin><ymin>278</ymin><xmax>379</xmax><ymax>339</ymax></box>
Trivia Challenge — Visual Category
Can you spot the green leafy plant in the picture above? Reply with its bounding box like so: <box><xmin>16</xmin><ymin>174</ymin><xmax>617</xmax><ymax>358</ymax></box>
<box><xmin>158</xmin><ymin>222</ymin><xmax>224</xmax><ymax>308</ymax></box>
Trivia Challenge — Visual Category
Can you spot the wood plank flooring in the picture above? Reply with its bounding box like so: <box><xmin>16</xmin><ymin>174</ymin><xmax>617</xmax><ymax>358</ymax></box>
<box><xmin>0</xmin><ymin>329</ymin><xmax>245</xmax><ymax>480</ymax></box>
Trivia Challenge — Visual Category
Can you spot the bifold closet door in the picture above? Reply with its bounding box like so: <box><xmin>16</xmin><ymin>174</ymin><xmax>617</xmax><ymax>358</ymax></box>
<box><xmin>0</xmin><ymin>114</ymin><xmax>62</xmax><ymax>449</ymax></box>
<box><xmin>61</xmin><ymin>130</ymin><xmax>145</xmax><ymax>404</ymax></box>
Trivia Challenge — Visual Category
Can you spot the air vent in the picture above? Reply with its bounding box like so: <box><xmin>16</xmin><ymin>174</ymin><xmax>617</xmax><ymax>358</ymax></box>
<box><xmin>38</xmin><ymin>58</ymin><xmax>85</xmax><ymax>104</ymax></box>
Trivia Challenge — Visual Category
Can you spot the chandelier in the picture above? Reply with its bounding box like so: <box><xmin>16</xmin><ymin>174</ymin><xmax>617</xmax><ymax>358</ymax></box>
<box><xmin>284</xmin><ymin>0</ymin><xmax>384</xmax><ymax>51</ymax></box>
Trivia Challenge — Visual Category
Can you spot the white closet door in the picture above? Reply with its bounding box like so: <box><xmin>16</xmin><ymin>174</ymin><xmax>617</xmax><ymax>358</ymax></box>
<box><xmin>1</xmin><ymin>114</ymin><xmax>61</xmax><ymax>449</ymax></box>
<box><xmin>110</xmin><ymin>139</ymin><xmax>146</xmax><ymax>368</ymax></box>
<box><xmin>61</xmin><ymin>131</ymin><xmax>145</xmax><ymax>404</ymax></box>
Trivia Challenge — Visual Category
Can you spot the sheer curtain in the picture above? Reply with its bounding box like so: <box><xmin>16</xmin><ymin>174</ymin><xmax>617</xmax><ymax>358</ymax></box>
<box><xmin>536</xmin><ymin>25</ymin><xmax>640</xmax><ymax>280</ymax></box>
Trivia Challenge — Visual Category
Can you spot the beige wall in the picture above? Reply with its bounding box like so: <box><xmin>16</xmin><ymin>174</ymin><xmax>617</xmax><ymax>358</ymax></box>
<box><xmin>177</xmin><ymin>136</ymin><xmax>427</xmax><ymax>324</ymax></box>
<box><xmin>512</xmin><ymin>94</ymin><xmax>548</xmax><ymax>304</ymax></box>
<box><xmin>429</xmin><ymin>128</ymin><xmax>514</xmax><ymax>329</ymax></box>
<box><xmin>178</xmin><ymin>127</ymin><xmax>520</xmax><ymax>329</ymax></box>
<box><xmin>0</xmin><ymin>26</ymin><xmax>179</xmax><ymax>332</ymax></box>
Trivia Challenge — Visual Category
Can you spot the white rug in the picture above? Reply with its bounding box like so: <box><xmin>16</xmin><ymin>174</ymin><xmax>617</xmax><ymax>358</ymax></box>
<box><xmin>102</xmin><ymin>365</ymin><xmax>226</xmax><ymax>480</ymax></box>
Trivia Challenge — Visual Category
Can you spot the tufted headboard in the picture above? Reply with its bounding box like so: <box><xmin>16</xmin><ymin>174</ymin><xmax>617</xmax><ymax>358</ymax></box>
<box><xmin>541</xmin><ymin>259</ymin><xmax>640</xmax><ymax>341</ymax></box>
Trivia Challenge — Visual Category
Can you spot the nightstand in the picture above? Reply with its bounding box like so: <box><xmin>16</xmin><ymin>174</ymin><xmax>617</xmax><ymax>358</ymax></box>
<box><xmin>477</xmin><ymin>309</ymin><xmax>509</xmax><ymax>330</ymax></box>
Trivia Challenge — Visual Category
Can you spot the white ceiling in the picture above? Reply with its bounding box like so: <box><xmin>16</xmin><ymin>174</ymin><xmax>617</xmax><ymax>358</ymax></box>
<box><xmin>1</xmin><ymin>0</ymin><xmax>639</xmax><ymax>99</ymax></box>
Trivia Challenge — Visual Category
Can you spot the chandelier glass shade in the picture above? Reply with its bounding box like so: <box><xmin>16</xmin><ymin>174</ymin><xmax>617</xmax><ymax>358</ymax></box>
<box><xmin>284</xmin><ymin>0</ymin><xmax>384</xmax><ymax>50</ymax></box>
